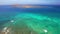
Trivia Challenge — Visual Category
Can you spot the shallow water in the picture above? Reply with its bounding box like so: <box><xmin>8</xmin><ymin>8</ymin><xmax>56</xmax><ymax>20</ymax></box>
<box><xmin>0</xmin><ymin>5</ymin><xmax>60</xmax><ymax>34</ymax></box>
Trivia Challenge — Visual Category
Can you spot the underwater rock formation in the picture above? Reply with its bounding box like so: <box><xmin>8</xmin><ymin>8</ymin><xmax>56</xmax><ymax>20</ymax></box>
<box><xmin>1</xmin><ymin>13</ymin><xmax>60</xmax><ymax>34</ymax></box>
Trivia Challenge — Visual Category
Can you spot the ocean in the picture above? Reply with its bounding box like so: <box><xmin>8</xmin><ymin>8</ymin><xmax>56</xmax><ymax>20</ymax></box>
<box><xmin>0</xmin><ymin>5</ymin><xmax>60</xmax><ymax>34</ymax></box>
<box><xmin>0</xmin><ymin>5</ymin><xmax>60</xmax><ymax>25</ymax></box>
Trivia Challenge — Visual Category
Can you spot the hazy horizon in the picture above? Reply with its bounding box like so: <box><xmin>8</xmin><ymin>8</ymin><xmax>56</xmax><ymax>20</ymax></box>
<box><xmin>0</xmin><ymin>0</ymin><xmax>60</xmax><ymax>5</ymax></box>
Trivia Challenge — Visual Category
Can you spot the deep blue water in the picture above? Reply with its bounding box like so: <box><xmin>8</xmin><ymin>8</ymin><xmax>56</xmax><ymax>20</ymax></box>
<box><xmin>0</xmin><ymin>5</ymin><xmax>60</xmax><ymax>29</ymax></box>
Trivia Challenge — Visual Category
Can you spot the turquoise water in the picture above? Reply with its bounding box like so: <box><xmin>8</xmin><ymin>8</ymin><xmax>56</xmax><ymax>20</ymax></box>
<box><xmin>0</xmin><ymin>5</ymin><xmax>60</xmax><ymax>34</ymax></box>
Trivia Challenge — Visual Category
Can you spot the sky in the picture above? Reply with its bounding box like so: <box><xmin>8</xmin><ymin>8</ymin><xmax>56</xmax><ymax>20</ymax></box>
<box><xmin>0</xmin><ymin>0</ymin><xmax>60</xmax><ymax>5</ymax></box>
